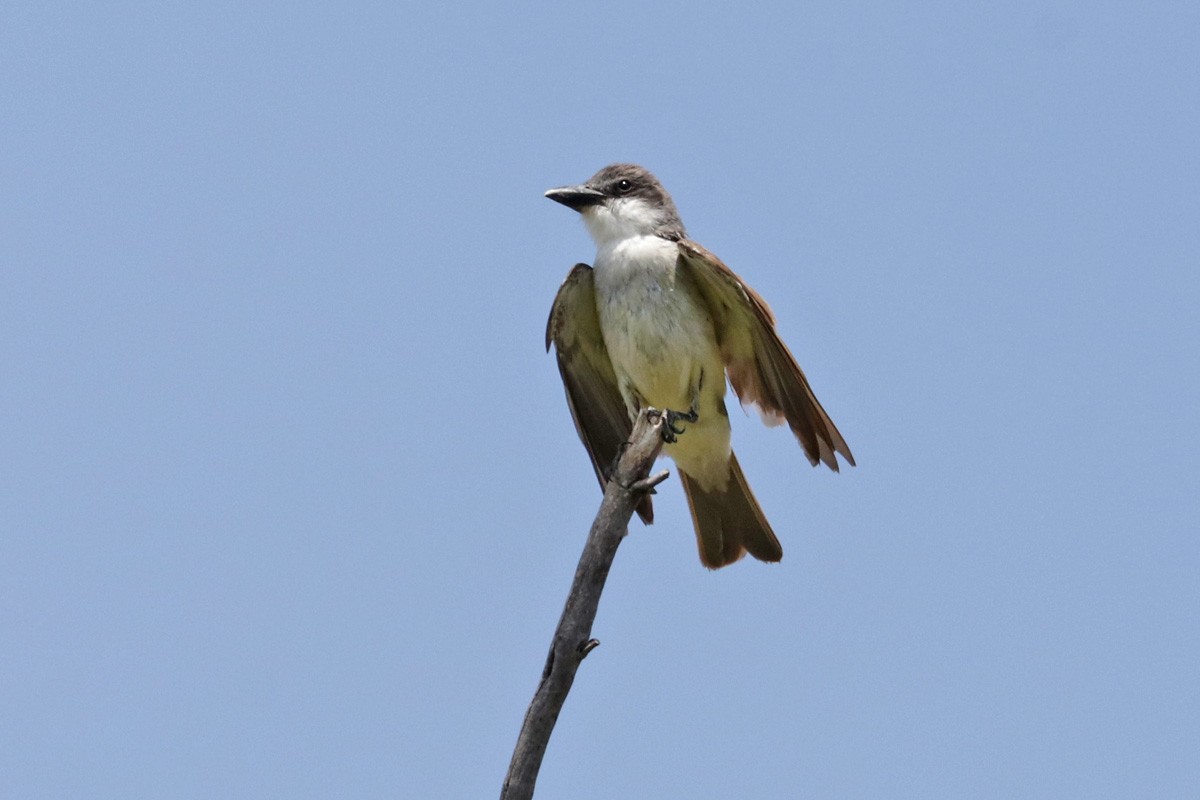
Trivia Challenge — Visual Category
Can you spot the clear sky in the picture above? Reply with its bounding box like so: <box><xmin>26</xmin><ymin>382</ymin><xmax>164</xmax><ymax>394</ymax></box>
<box><xmin>2</xmin><ymin>2</ymin><xmax>1197</xmax><ymax>798</ymax></box>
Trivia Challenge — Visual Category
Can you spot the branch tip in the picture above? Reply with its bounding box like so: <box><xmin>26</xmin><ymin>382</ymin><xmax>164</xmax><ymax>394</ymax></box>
<box><xmin>630</xmin><ymin>469</ymin><xmax>670</xmax><ymax>494</ymax></box>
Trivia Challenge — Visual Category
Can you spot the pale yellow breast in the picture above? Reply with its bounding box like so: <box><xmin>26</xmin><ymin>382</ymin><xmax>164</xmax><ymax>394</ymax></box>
<box><xmin>593</xmin><ymin>236</ymin><xmax>723</xmax><ymax>412</ymax></box>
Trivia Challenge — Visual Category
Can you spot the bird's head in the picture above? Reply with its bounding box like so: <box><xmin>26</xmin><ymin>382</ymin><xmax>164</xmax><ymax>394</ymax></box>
<box><xmin>545</xmin><ymin>163</ymin><xmax>685</xmax><ymax>245</ymax></box>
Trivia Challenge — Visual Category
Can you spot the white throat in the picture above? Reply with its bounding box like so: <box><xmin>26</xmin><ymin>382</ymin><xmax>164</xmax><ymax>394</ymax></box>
<box><xmin>581</xmin><ymin>197</ymin><xmax>665</xmax><ymax>251</ymax></box>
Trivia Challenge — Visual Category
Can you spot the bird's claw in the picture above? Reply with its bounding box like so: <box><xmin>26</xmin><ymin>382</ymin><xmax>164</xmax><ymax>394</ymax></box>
<box><xmin>661</xmin><ymin>407</ymin><xmax>699</xmax><ymax>444</ymax></box>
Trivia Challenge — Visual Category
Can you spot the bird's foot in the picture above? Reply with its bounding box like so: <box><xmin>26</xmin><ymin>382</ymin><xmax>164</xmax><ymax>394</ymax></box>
<box><xmin>661</xmin><ymin>407</ymin><xmax>699</xmax><ymax>444</ymax></box>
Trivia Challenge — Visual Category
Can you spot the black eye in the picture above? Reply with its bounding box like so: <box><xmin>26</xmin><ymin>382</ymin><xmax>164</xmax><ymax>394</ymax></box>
<box><xmin>615</xmin><ymin>179</ymin><xmax>633</xmax><ymax>194</ymax></box>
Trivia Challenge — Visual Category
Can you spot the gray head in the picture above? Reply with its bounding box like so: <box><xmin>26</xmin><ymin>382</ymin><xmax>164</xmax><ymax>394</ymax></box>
<box><xmin>545</xmin><ymin>163</ymin><xmax>686</xmax><ymax>244</ymax></box>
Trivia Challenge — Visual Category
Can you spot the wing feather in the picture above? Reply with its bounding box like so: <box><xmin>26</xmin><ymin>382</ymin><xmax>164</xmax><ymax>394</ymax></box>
<box><xmin>677</xmin><ymin>241</ymin><xmax>855</xmax><ymax>471</ymax></box>
<box><xmin>546</xmin><ymin>264</ymin><xmax>653</xmax><ymax>523</ymax></box>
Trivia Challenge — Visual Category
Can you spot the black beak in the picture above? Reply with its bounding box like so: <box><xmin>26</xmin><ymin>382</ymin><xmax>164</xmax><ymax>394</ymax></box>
<box><xmin>544</xmin><ymin>184</ymin><xmax>604</xmax><ymax>211</ymax></box>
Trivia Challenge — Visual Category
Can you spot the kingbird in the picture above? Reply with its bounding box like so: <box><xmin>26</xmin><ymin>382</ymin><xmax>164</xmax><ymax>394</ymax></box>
<box><xmin>545</xmin><ymin>164</ymin><xmax>854</xmax><ymax>568</ymax></box>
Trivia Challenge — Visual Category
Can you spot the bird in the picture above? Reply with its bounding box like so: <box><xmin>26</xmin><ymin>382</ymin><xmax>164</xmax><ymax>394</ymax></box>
<box><xmin>544</xmin><ymin>163</ymin><xmax>854</xmax><ymax>569</ymax></box>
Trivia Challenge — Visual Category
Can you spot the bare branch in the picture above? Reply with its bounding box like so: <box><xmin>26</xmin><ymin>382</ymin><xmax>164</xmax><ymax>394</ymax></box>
<box><xmin>629</xmin><ymin>469</ymin><xmax>671</xmax><ymax>494</ymax></box>
<box><xmin>500</xmin><ymin>408</ymin><xmax>667</xmax><ymax>800</ymax></box>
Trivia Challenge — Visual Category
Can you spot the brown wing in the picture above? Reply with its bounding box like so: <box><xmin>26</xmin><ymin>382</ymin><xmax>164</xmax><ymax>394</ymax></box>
<box><xmin>677</xmin><ymin>241</ymin><xmax>855</xmax><ymax>471</ymax></box>
<box><xmin>546</xmin><ymin>264</ymin><xmax>653</xmax><ymax>523</ymax></box>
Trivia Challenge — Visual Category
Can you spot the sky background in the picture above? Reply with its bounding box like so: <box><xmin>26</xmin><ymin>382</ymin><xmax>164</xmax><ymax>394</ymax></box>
<box><xmin>2</xmin><ymin>2</ymin><xmax>1197</xmax><ymax>798</ymax></box>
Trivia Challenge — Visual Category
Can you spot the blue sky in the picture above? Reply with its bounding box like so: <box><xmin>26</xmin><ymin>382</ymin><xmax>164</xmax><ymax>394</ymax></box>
<box><xmin>2</xmin><ymin>2</ymin><xmax>1197</xmax><ymax>797</ymax></box>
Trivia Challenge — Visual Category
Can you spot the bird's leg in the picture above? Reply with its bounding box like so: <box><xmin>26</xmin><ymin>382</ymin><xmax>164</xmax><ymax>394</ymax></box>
<box><xmin>670</xmin><ymin>375</ymin><xmax>706</xmax><ymax>438</ymax></box>
<box><xmin>661</xmin><ymin>373</ymin><xmax>705</xmax><ymax>444</ymax></box>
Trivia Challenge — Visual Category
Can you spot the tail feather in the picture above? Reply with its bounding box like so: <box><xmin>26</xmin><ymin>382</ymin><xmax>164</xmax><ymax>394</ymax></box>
<box><xmin>679</xmin><ymin>452</ymin><xmax>782</xmax><ymax>569</ymax></box>
<box><xmin>635</xmin><ymin>494</ymin><xmax>653</xmax><ymax>524</ymax></box>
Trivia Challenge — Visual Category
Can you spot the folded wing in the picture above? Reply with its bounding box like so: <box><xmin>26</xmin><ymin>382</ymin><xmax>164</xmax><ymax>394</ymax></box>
<box><xmin>677</xmin><ymin>241</ymin><xmax>855</xmax><ymax>471</ymax></box>
<box><xmin>546</xmin><ymin>263</ymin><xmax>653</xmax><ymax>523</ymax></box>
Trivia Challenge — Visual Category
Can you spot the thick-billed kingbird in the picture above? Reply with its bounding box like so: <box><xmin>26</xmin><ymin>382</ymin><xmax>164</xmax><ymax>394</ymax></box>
<box><xmin>545</xmin><ymin>163</ymin><xmax>854</xmax><ymax>569</ymax></box>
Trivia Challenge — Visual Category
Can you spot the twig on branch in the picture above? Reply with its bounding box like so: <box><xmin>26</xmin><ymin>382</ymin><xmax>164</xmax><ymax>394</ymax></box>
<box><xmin>500</xmin><ymin>408</ymin><xmax>668</xmax><ymax>800</ymax></box>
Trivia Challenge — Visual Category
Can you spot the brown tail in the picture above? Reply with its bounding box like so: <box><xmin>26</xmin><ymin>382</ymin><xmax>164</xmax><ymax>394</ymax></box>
<box><xmin>679</xmin><ymin>452</ymin><xmax>782</xmax><ymax>569</ymax></box>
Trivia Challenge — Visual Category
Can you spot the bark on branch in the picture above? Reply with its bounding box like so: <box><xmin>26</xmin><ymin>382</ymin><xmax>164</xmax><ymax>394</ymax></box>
<box><xmin>500</xmin><ymin>408</ymin><xmax>669</xmax><ymax>800</ymax></box>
